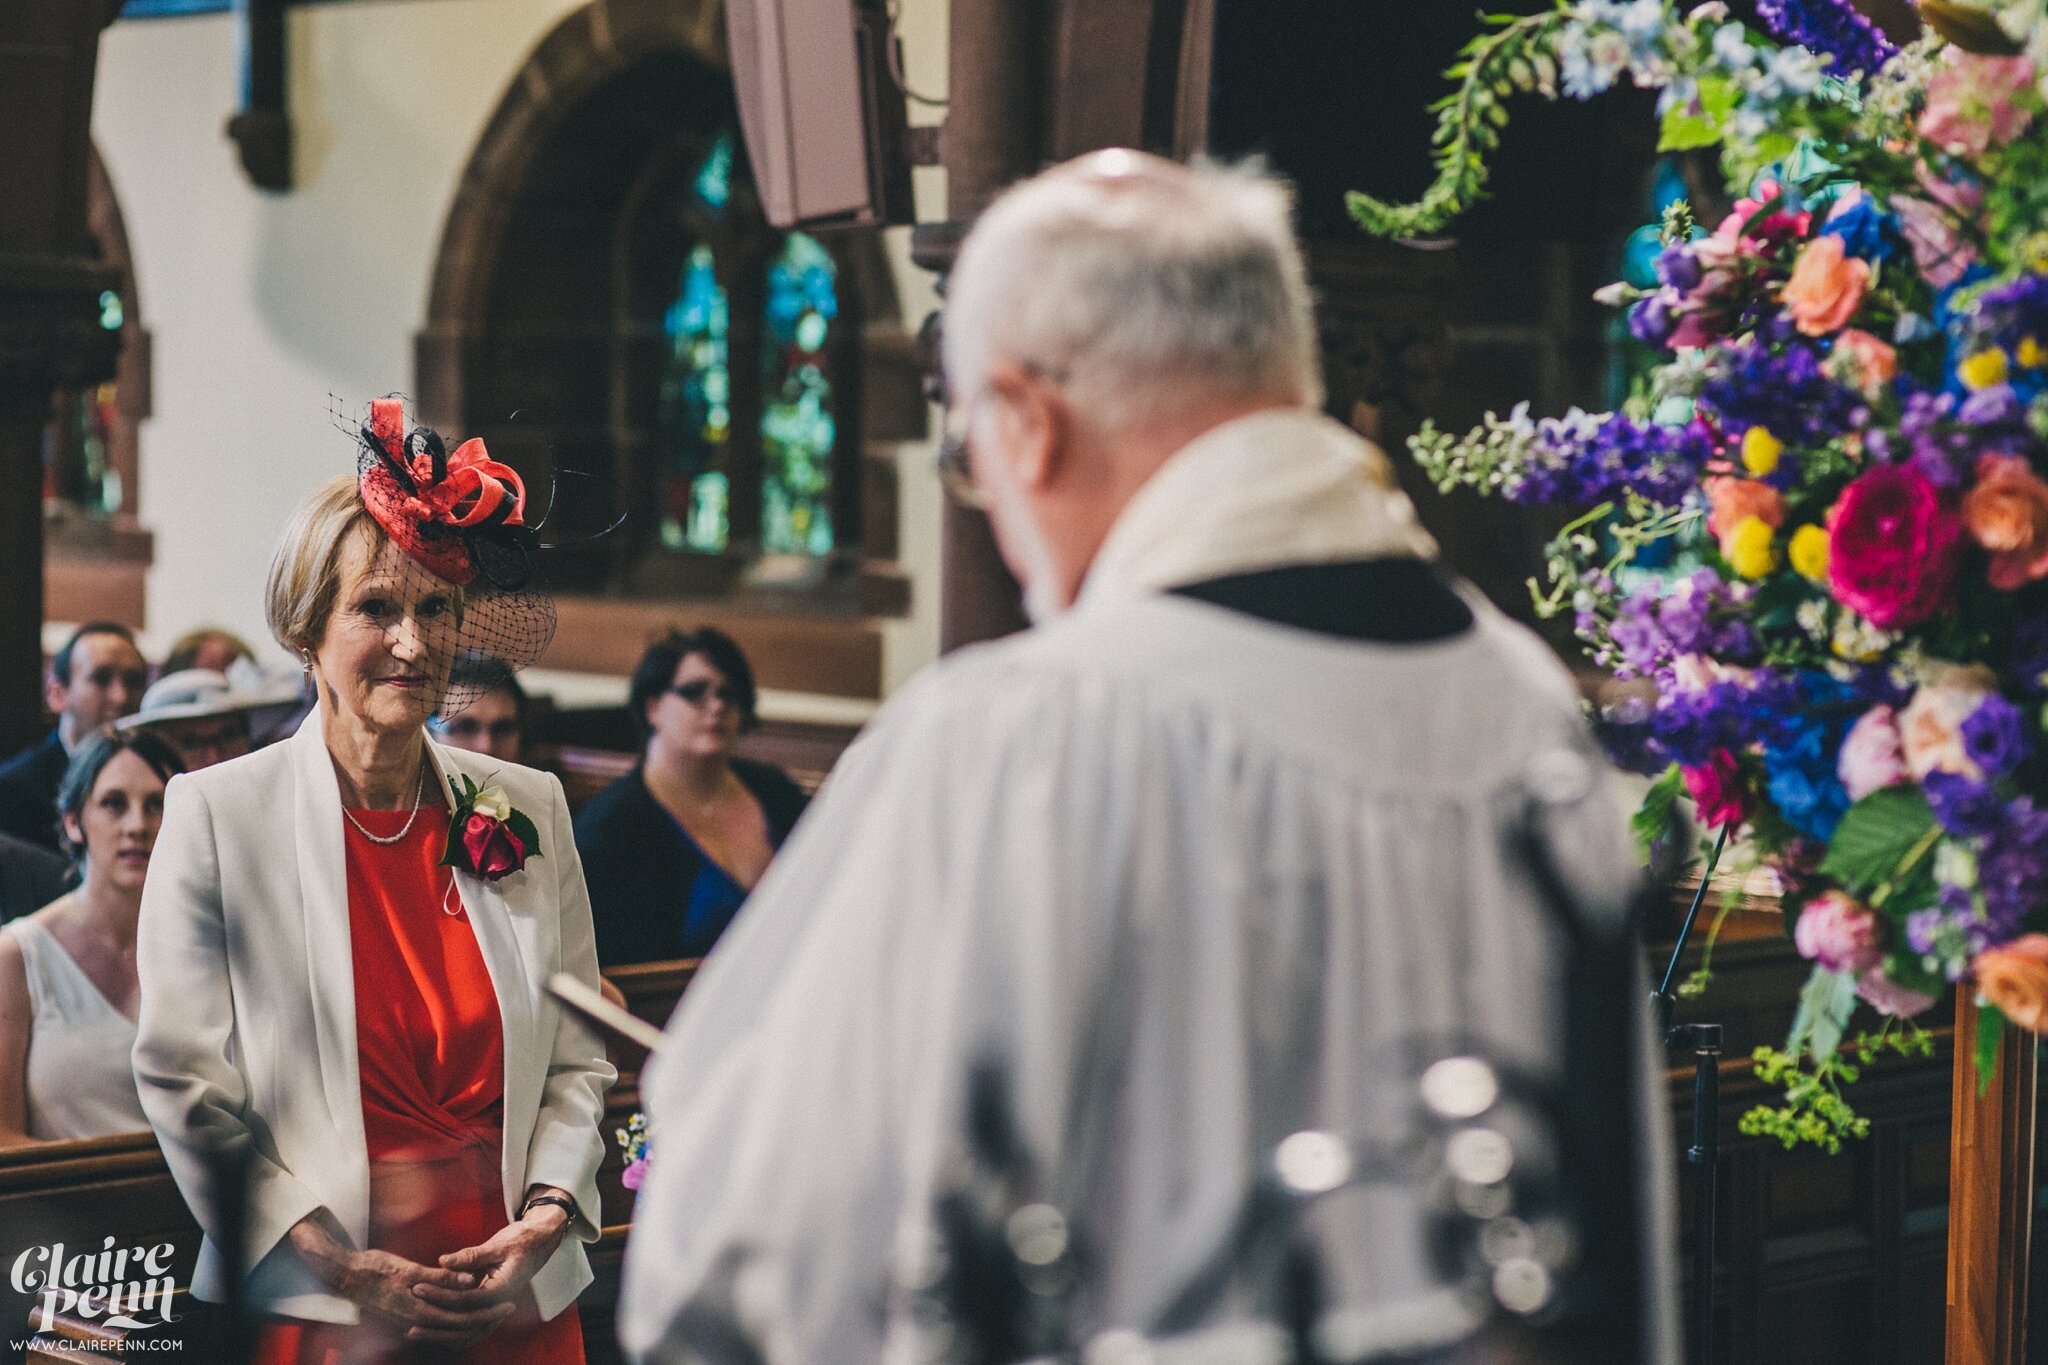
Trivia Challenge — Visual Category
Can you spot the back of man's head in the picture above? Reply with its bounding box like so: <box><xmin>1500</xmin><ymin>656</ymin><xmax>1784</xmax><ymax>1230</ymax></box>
<box><xmin>942</xmin><ymin>152</ymin><xmax>1322</xmax><ymax>435</ymax></box>
<box><xmin>53</xmin><ymin>622</ymin><xmax>139</xmax><ymax>687</ymax></box>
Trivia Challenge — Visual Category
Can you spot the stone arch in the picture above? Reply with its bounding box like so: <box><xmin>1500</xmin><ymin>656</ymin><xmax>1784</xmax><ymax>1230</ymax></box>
<box><xmin>417</xmin><ymin>0</ymin><xmax>919</xmax><ymax>693</ymax></box>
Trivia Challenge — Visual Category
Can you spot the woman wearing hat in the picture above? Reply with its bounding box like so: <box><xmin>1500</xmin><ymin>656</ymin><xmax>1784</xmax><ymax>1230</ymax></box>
<box><xmin>117</xmin><ymin>661</ymin><xmax>309</xmax><ymax>770</ymax></box>
<box><xmin>134</xmin><ymin>401</ymin><xmax>612</xmax><ymax>1362</ymax></box>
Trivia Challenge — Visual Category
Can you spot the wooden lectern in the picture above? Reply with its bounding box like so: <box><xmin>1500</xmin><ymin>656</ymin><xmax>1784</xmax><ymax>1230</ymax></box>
<box><xmin>1947</xmin><ymin>994</ymin><xmax>2039</xmax><ymax>1362</ymax></box>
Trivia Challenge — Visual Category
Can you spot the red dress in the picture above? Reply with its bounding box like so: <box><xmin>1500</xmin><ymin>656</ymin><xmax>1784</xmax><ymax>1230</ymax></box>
<box><xmin>253</xmin><ymin>808</ymin><xmax>585</xmax><ymax>1365</ymax></box>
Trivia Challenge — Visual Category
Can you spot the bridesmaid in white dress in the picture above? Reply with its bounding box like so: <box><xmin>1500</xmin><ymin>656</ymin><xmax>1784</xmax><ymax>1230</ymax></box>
<box><xmin>0</xmin><ymin>730</ymin><xmax>184</xmax><ymax>1144</ymax></box>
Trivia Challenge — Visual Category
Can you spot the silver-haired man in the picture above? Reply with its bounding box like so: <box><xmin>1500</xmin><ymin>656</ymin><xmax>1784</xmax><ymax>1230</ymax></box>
<box><xmin>618</xmin><ymin>151</ymin><xmax>1677</xmax><ymax>1364</ymax></box>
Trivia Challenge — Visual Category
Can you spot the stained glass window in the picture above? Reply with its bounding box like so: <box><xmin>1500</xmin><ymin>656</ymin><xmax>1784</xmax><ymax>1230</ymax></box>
<box><xmin>43</xmin><ymin>289</ymin><xmax>126</xmax><ymax>517</ymax></box>
<box><xmin>657</xmin><ymin>242</ymin><xmax>732</xmax><ymax>553</ymax></box>
<box><xmin>760</xmin><ymin>232</ymin><xmax>838</xmax><ymax>555</ymax></box>
<box><xmin>694</xmin><ymin>133</ymin><xmax>733</xmax><ymax>212</ymax></box>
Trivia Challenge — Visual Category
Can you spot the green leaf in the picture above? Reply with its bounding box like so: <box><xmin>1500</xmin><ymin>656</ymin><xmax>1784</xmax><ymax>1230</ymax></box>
<box><xmin>1819</xmin><ymin>787</ymin><xmax>1937</xmax><ymax>896</ymax></box>
<box><xmin>505</xmin><ymin>808</ymin><xmax>543</xmax><ymax>857</ymax></box>
<box><xmin>1658</xmin><ymin>75</ymin><xmax>1735</xmax><ymax>152</ymax></box>
<box><xmin>1631</xmin><ymin>764</ymin><xmax>1684</xmax><ymax>858</ymax></box>
<box><xmin>1976</xmin><ymin>1003</ymin><xmax>2007</xmax><ymax>1095</ymax></box>
<box><xmin>1788</xmin><ymin>966</ymin><xmax>1859</xmax><ymax>1066</ymax></box>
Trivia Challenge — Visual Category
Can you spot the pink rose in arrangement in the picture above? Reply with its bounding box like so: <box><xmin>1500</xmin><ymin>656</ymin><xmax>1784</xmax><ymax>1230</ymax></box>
<box><xmin>1826</xmin><ymin>464</ymin><xmax>1963</xmax><ymax>628</ymax></box>
<box><xmin>1963</xmin><ymin>454</ymin><xmax>2048</xmax><ymax>589</ymax></box>
<box><xmin>1899</xmin><ymin>683</ymin><xmax>1989</xmax><ymax>782</ymax></box>
<box><xmin>1975</xmin><ymin>934</ymin><xmax>2048</xmax><ymax>1033</ymax></box>
<box><xmin>1782</xmin><ymin>236</ymin><xmax>1870</xmax><ymax>337</ymax></box>
<box><xmin>1794</xmin><ymin>891</ymin><xmax>1886</xmax><ymax>976</ymax></box>
<box><xmin>1727</xmin><ymin>180</ymin><xmax>1811</xmax><ymax>243</ymax></box>
<box><xmin>1705</xmin><ymin>476</ymin><xmax>1787</xmax><ymax>558</ymax></box>
<box><xmin>1890</xmin><ymin>195</ymin><xmax>1978</xmax><ymax>289</ymax></box>
<box><xmin>622</xmin><ymin>1157</ymin><xmax>649</xmax><ymax>1192</ymax></box>
<box><xmin>1920</xmin><ymin>52</ymin><xmax>2037</xmax><ymax>157</ymax></box>
<box><xmin>1856</xmin><ymin>969</ymin><xmax>1938</xmax><ymax>1020</ymax></box>
<box><xmin>1681</xmin><ymin>749</ymin><xmax>1750</xmax><ymax>829</ymax></box>
<box><xmin>1830</xmin><ymin>328</ymin><xmax>1897</xmax><ymax>396</ymax></box>
<box><xmin>1837</xmin><ymin>705</ymin><xmax>1908</xmax><ymax>801</ymax></box>
<box><xmin>462</xmin><ymin>811</ymin><xmax>527</xmax><ymax>881</ymax></box>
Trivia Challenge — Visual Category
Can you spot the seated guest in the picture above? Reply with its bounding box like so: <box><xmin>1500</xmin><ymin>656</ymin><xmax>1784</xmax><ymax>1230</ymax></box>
<box><xmin>116</xmin><ymin>663</ymin><xmax>306</xmax><ymax>770</ymax></box>
<box><xmin>0</xmin><ymin>731</ymin><xmax>183</xmax><ymax>1143</ymax></box>
<box><xmin>0</xmin><ymin>833</ymin><xmax>70</xmax><ymax>925</ymax></box>
<box><xmin>575</xmin><ymin>629</ymin><xmax>807</xmax><ymax>965</ymax></box>
<box><xmin>431</xmin><ymin>670</ymin><xmax>529</xmax><ymax>764</ymax></box>
<box><xmin>161</xmin><ymin>626</ymin><xmax>258</xmax><ymax>679</ymax></box>
<box><xmin>0</xmin><ymin>623</ymin><xmax>149</xmax><ymax>851</ymax></box>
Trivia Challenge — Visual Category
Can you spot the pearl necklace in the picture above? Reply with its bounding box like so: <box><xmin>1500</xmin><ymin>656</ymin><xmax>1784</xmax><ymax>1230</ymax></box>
<box><xmin>342</xmin><ymin>766</ymin><xmax>429</xmax><ymax>846</ymax></box>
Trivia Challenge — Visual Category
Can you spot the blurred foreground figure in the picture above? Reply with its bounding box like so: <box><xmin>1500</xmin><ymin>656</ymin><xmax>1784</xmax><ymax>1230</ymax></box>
<box><xmin>618</xmin><ymin>152</ymin><xmax>1678</xmax><ymax>1364</ymax></box>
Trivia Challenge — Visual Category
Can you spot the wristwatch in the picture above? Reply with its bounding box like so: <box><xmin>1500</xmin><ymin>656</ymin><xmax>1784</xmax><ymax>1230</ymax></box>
<box><xmin>520</xmin><ymin>1193</ymin><xmax>578</xmax><ymax>1224</ymax></box>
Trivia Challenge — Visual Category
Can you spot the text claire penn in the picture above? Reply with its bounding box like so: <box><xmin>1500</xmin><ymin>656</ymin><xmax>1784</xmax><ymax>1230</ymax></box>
<box><xmin>11</xmin><ymin>1237</ymin><xmax>179</xmax><ymax>1331</ymax></box>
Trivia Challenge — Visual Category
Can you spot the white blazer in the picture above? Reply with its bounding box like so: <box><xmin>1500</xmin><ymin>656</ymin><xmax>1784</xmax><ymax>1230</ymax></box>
<box><xmin>133</xmin><ymin>709</ymin><xmax>617</xmax><ymax>1325</ymax></box>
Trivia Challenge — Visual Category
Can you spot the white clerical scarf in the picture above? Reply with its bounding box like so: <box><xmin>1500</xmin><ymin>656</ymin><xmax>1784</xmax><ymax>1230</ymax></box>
<box><xmin>1078</xmin><ymin>406</ymin><xmax>1439</xmax><ymax>608</ymax></box>
<box><xmin>617</xmin><ymin>409</ymin><xmax>1680</xmax><ymax>1365</ymax></box>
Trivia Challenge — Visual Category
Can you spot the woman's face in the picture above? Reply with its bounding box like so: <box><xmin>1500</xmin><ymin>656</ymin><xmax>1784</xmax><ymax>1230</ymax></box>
<box><xmin>64</xmin><ymin>750</ymin><xmax>167</xmax><ymax>895</ymax></box>
<box><xmin>312</xmin><ymin>532</ymin><xmax>459</xmax><ymax>738</ymax></box>
<box><xmin>645</xmin><ymin>652</ymin><xmax>743</xmax><ymax>762</ymax></box>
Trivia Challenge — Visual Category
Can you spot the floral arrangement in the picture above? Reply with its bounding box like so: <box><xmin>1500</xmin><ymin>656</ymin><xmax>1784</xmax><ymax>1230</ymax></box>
<box><xmin>616</xmin><ymin>1112</ymin><xmax>651</xmax><ymax>1193</ymax></box>
<box><xmin>1352</xmin><ymin>0</ymin><xmax>2048</xmax><ymax>1148</ymax></box>
<box><xmin>441</xmin><ymin>774</ymin><xmax>541</xmax><ymax>881</ymax></box>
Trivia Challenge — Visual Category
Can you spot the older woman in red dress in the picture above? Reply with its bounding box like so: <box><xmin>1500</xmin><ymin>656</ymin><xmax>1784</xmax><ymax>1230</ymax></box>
<box><xmin>135</xmin><ymin>402</ymin><xmax>613</xmax><ymax>1362</ymax></box>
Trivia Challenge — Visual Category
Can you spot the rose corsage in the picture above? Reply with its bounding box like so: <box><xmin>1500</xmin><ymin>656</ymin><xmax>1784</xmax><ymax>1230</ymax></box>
<box><xmin>441</xmin><ymin>774</ymin><xmax>542</xmax><ymax>881</ymax></box>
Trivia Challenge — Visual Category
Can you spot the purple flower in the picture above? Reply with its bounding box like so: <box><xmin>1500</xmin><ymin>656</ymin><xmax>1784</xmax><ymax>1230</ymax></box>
<box><xmin>1925</xmin><ymin>770</ymin><xmax>2002</xmax><ymax>837</ymax></box>
<box><xmin>1699</xmin><ymin>338</ymin><xmax>1863</xmax><ymax>459</ymax></box>
<box><xmin>2013</xmin><ymin>616</ymin><xmax>2048</xmax><ymax>694</ymax></box>
<box><xmin>1513</xmin><ymin>411</ymin><xmax>1714</xmax><ymax>508</ymax></box>
<box><xmin>1629</xmin><ymin>293</ymin><xmax>1676</xmax><ymax>347</ymax></box>
<box><xmin>1979</xmin><ymin>797</ymin><xmax>2048</xmax><ymax>942</ymax></box>
<box><xmin>1656</xmin><ymin>244</ymin><xmax>1702</xmax><ymax>292</ymax></box>
<box><xmin>1962</xmin><ymin>693</ymin><xmax>2029</xmax><ymax>778</ymax></box>
<box><xmin>1754</xmin><ymin>0</ymin><xmax>1896</xmax><ymax>77</ymax></box>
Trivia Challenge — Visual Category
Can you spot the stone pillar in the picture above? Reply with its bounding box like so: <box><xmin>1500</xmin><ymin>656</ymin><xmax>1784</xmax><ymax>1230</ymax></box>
<box><xmin>0</xmin><ymin>0</ymin><xmax>124</xmax><ymax>756</ymax></box>
<box><xmin>917</xmin><ymin>0</ymin><xmax>1044</xmax><ymax>653</ymax></box>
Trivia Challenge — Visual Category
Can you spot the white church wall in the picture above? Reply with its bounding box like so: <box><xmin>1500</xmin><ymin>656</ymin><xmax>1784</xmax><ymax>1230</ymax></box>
<box><xmin>89</xmin><ymin>0</ymin><xmax>949</xmax><ymax>713</ymax></box>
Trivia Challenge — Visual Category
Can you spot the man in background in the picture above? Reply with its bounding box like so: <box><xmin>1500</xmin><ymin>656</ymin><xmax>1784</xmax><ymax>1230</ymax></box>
<box><xmin>430</xmin><ymin>673</ymin><xmax>529</xmax><ymax>765</ymax></box>
<box><xmin>0</xmin><ymin>622</ymin><xmax>147</xmax><ymax>850</ymax></box>
<box><xmin>619</xmin><ymin>153</ymin><xmax>1677</xmax><ymax>1363</ymax></box>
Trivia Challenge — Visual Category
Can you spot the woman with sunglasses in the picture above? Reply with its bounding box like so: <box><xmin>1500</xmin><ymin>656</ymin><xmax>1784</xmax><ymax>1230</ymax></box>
<box><xmin>574</xmin><ymin>628</ymin><xmax>808</xmax><ymax>966</ymax></box>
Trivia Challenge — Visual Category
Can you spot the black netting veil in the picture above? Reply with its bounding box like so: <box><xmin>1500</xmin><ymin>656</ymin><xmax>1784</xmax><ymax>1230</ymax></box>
<box><xmin>340</xmin><ymin>396</ymin><xmax>560</xmax><ymax>720</ymax></box>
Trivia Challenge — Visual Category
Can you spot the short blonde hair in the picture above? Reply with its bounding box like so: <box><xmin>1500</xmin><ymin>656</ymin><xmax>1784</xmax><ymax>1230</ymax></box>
<box><xmin>265</xmin><ymin>476</ymin><xmax>383</xmax><ymax>655</ymax></box>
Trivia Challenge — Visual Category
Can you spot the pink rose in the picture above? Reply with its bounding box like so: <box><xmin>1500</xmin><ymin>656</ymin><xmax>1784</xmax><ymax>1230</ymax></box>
<box><xmin>1975</xmin><ymin>934</ymin><xmax>2048</xmax><ymax>1033</ymax></box>
<box><xmin>1826</xmin><ymin>464</ymin><xmax>1963</xmax><ymax>628</ymax></box>
<box><xmin>1830</xmin><ymin>328</ymin><xmax>1898</xmax><ymax>396</ymax></box>
<box><xmin>1794</xmin><ymin>890</ymin><xmax>1886</xmax><ymax>975</ymax></box>
<box><xmin>1681</xmin><ymin>749</ymin><xmax>1750</xmax><ymax>829</ymax></box>
<box><xmin>1920</xmin><ymin>52</ymin><xmax>2037</xmax><ymax>157</ymax></box>
<box><xmin>1837</xmin><ymin>705</ymin><xmax>1908</xmax><ymax>801</ymax></box>
<box><xmin>1899</xmin><ymin>683</ymin><xmax>1988</xmax><ymax>782</ymax></box>
<box><xmin>1704</xmin><ymin>476</ymin><xmax>1787</xmax><ymax>558</ymax></box>
<box><xmin>1782</xmin><ymin>236</ymin><xmax>1871</xmax><ymax>337</ymax></box>
<box><xmin>1889</xmin><ymin>192</ymin><xmax>1980</xmax><ymax>289</ymax></box>
<box><xmin>622</xmin><ymin>1157</ymin><xmax>649</xmax><ymax>1192</ymax></box>
<box><xmin>1964</xmin><ymin>454</ymin><xmax>2048</xmax><ymax>589</ymax></box>
<box><xmin>462</xmin><ymin>811</ymin><xmax>527</xmax><ymax>880</ymax></box>
<box><xmin>1855</xmin><ymin>969</ymin><xmax>1938</xmax><ymax>1020</ymax></box>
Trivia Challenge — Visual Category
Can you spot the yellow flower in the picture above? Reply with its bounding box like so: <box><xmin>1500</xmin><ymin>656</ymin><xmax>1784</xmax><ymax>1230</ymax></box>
<box><xmin>1789</xmin><ymin>523</ymin><xmax>1831</xmax><ymax>581</ymax></box>
<box><xmin>1727</xmin><ymin>515</ymin><xmax>1780</xmax><ymax>579</ymax></box>
<box><xmin>1740</xmin><ymin>426</ymin><xmax>1783</xmax><ymax>476</ymax></box>
<box><xmin>1959</xmin><ymin>347</ymin><xmax>2011</xmax><ymax>390</ymax></box>
<box><xmin>2021</xmin><ymin>337</ymin><xmax>2047</xmax><ymax>369</ymax></box>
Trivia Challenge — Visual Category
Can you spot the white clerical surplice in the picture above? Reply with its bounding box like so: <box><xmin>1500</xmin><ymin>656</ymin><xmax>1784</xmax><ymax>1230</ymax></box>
<box><xmin>618</xmin><ymin>409</ymin><xmax>1679</xmax><ymax>1364</ymax></box>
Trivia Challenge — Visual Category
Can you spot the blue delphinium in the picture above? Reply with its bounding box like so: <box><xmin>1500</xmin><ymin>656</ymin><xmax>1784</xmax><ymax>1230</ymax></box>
<box><xmin>1753</xmin><ymin>0</ymin><xmax>1896</xmax><ymax>79</ymax></box>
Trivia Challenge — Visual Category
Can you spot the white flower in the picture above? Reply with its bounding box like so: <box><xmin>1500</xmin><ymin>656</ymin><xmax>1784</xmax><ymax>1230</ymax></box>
<box><xmin>1711</xmin><ymin>22</ymin><xmax>1753</xmax><ymax>70</ymax></box>
<box><xmin>1898</xmin><ymin>685</ymin><xmax>1988</xmax><ymax>782</ymax></box>
<box><xmin>472</xmin><ymin>785</ymin><xmax>512</xmax><ymax>821</ymax></box>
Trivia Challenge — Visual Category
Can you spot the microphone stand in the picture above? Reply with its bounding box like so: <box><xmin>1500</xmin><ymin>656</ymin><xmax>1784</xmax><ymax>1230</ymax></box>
<box><xmin>1653</xmin><ymin>823</ymin><xmax>1729</xmax><ymax>1365</ymax></box>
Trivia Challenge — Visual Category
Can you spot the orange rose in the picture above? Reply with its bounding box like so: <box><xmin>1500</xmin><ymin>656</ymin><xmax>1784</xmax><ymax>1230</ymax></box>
<box><xmin>1783</xmin><ymin>236</ymin><xmax>1872</xmax><ymax>337</ymax></box>
<box><xmin>1976</xmin><ymin>934</ymin><xmax>2048</xmax><ymax>1033</ymax></box>
<box><xmin>1963</xmin><ymin>454</ymin><xmax>2048</xmax><ymax>589</ymax></box>
<box><xmin>1704</xmin><ymin>476</ymin><xmax>1787</xmax><ymax>557</ymax></box>
<box><xmin>1831</xmin><ymin>328</ymin><xmax>1898</xmax><ymax>396</ymax></box>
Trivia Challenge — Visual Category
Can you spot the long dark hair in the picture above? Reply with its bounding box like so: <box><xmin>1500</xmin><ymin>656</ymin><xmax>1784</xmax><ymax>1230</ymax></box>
<box><xmin>56</xmin><ymin>730</ymin><xmax>186</xmax><ymax>865</ymax></box>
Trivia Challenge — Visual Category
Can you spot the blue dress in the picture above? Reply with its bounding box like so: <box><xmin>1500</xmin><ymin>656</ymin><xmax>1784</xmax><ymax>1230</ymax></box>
<box><xmin>574</xmin><ymin>757</ymin><xmax>810</xmax><ymax>965</ymax></box>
